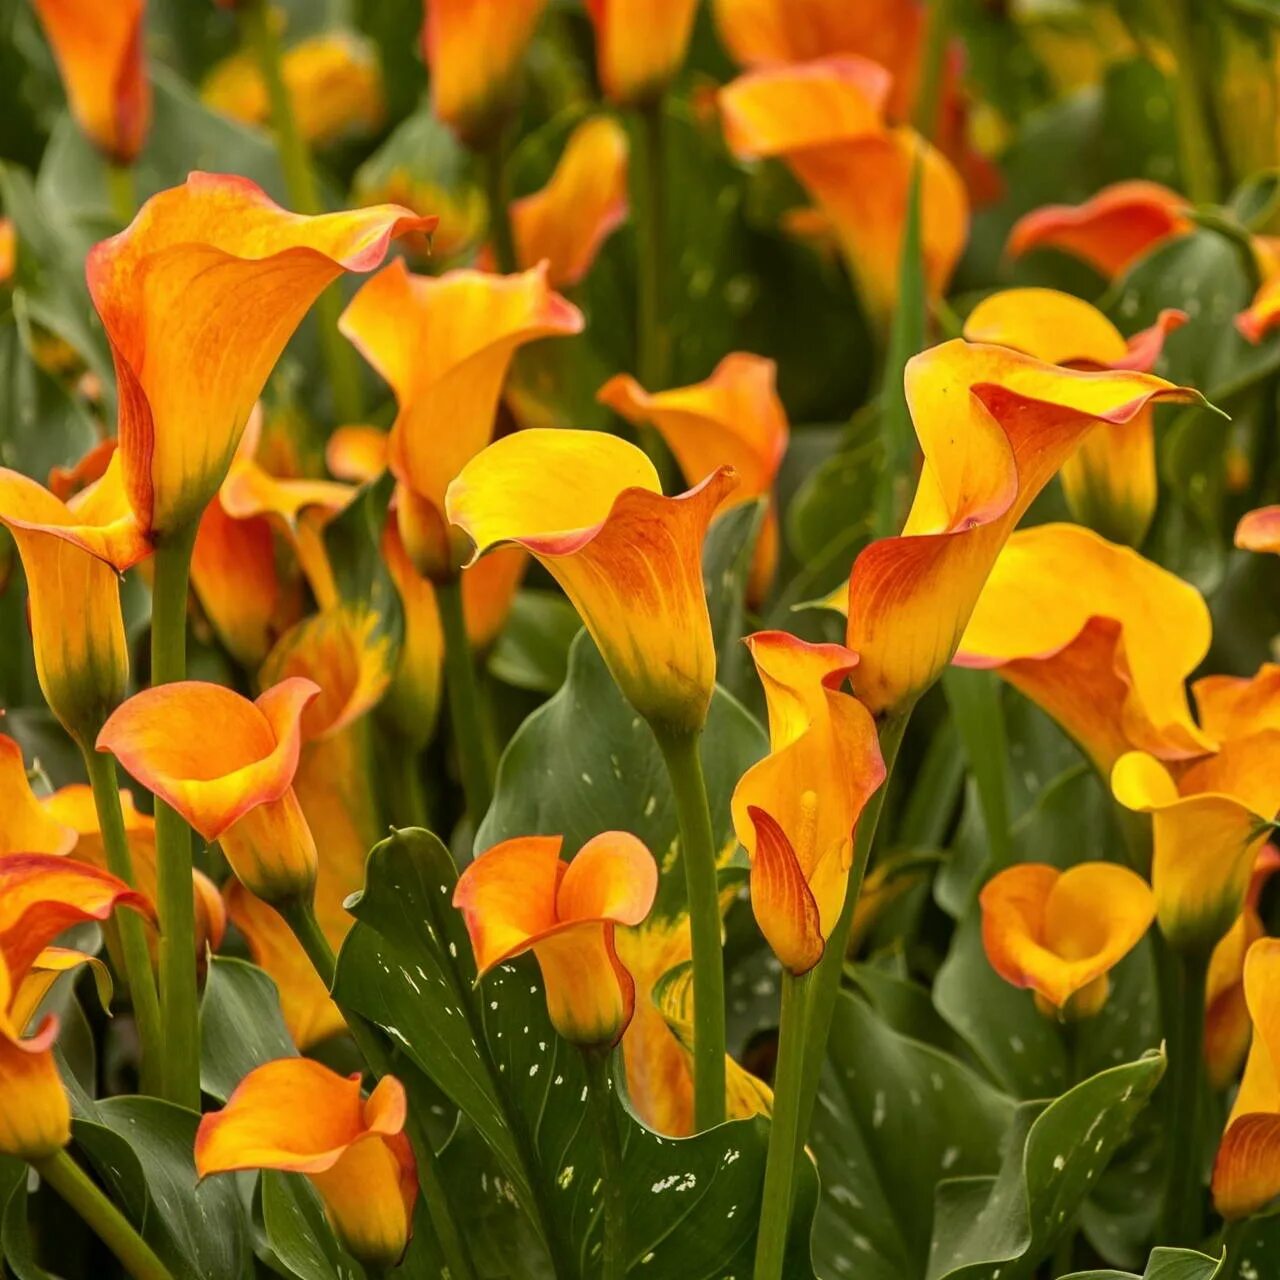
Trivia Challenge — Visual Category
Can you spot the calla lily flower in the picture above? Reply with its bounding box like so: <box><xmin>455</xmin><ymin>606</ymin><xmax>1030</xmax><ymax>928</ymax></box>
<box><xmin>454</xmin><ymin>832</ymin><xmax>658</xmax><ymax>1046</ymax></box>
<box><xmin>508</xmin><ymin>116</ymin><xmax>629</xmax><ymax>287</ymax></box>
<box><xmin>340</xmin><ymin>260</ymin><xmax>583</xmax><ymax>580</ymax></box>
<box><xmin>85</xmin><ymin>172</ymin><xmax>434</xmax><ymax>543</ymax></box>
<box><xmin>831</xmin><ymin>339</ymin><xmax>1202</xmax><ymax>715</ymax></box>
<box><xmin>1113</xmin><ymin>733</ymin><xmax>1280</xmax><ymax>953</ymax></box>
<box><xmin>1206</xmin><ymin>846</ymin><xmax>1280</xmax><ymax>1091</ymax></box>
<box><xmin>719</xmin><ymin>56</ymin><xmax>968</xmax><ymax>327</ymax></box>
<box><xmin>325</xmin><ymin>425</ymin><xmax>390</xmax><ymax>484</ymax></box>
<box><xmin>0</xmin><ymin>855</ymin><xmax>152</xmax><ymax>1159</ymax></box>
<box><xmin>0</xmin><ymin>219</ymin><xmax>13</xmax><ymax>285</ymax></box>
<box><xmin>1006</xmin><ymin>180</ymin><xmax>1191</xmax><ymax>279</ymax></box>
<box><xmin>962</xmin><ymin>289</ymin><xmax>1186</xmax><ymax>545</ymax></box>
<box><xmin>0</xmin><ymin>736</ymin><xmax>76</xmax><ymax>857</ymax></box>
<box><xmin>423</xmin><ymin>0</ymin><xmax>549</xmax><ymax>145</ymax></box>
<box><xmin>956</xmin><ymin>523</ymin><xmax>1214</xmax><ymax>772</ymax></box>
<box><xmin>32</xmin><ymin>0</ymin><xmax>149</xmax><ymax>163</ymax></box>
<box><xmin>196</xmin><ymin>1059</ymin><xmax>417</xmax><ymax>1271</ymax></box>
<box><xmin>447</xmin><ymin>429</ymin><xmax>737</xmax><ymax>735</ymax></box>
<box><xmin>1194</xmin><ymin>664</ymin><xmax>1280</xmax><ymax>741</ymax></box>
<box><xmin>98</xmin><ymin>678</ymin><xmax>321</xmax><ymax>904</ymax></box>
<box><xmin>1213</xmin><ymin>938</ymin><xmax>1280</xmax><ymax>1219</ymax></box>
<box><xmin>585</xmin><ymin>0</ymin><xmax>700</xmax><ymax>107</ymax></box>
<box><xmin>1236</xmin><ymin>505</ymin><xmax>1280</xmax><ymax>554</ymax></box>
<box><xmin>730</xmin><ymin>632</ymin><xmax>885</xmax><ymax>974</ymax></box>
<box><xmin>980</xmin><ymin>861</ymin><xmax>1155</xmax><ymax>1020</ymax></box>
<box><xmin>599</xmin><ymin>353</ymin><xmax>789</xmax><ymax>604</ymax></box>
<box><xmin>1239</xmin><ymin>275</ymin><xmax>1280</xmax><ymax>344</ymax></box>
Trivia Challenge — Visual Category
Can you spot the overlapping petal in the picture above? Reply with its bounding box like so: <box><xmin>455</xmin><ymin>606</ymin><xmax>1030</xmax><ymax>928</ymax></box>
<box><xmin>586</xmin><ymin>0</ymin><xmax>699</xmax><ymax>107</ymax></box>
<box><xmin>0</xmin><ymin>737</ymin><xmax>75</xmax><ymax>858</ymax></box>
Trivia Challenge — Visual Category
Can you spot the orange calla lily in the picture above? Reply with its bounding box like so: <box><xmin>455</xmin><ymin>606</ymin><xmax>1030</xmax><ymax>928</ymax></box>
<box><xmin>1213</xmin><ymin>938</ymin><xmax>1280</xmax><ymax>1219</ymax></box>
<box><xmin>381</xmin><ymin>518</ymin><xmax>446</xmax><ymax>748</ymax></box>
<box><xmin>48</xmin><ymin>438</ymin><xmax>116</xmax><ymax>504</ymax></box>
<box><xmin>509</xmin><ymin>116</ymin><xmax>629</xmax><ymax>288</ymax></box>
<box><xmin>956</xmin><ymin>523</ymin><xmax>1214</xmax><ymax>772</ymax></box>
<box><xmin>325</xmin><ymin>425</ymin><xmax>390</xmax><ymax>484</ymax></box>
<box><xmin>830</xmin><ymin>339</ymin><xmax>1202</xmax><ymax>716</ymax></box>
<box><xmin>585</xmin><ymin>0</ymin><xmax>700</xmax><ymax>107</ymax></box>
<box><xmin>0</xmin><ymin>736</ymin><xmax>76</xmax><ymax>857</ymax></box>
<box><xmin>0</xmin><ymin>219</ymin><xmax>13</xmax><ymax>285</ymax></box>
<box><xmin>422</xmin><ymin>0</ymin><xmax>549</xmax><ymax>145</ymax></box>
<box><xmin>340</xmin><ymin>260</ymin><xmax>582</xmax><ymax>580</ymax></box>
<box><xmin>1194</xmin><ymin>664</ymin><xmax>1280</xmax><ymax>742</ymax></box>
<box><xmin>962</xmin><ymin>289</ymin><xmax>1186</xmax><ymax>545</ymax></box>
<box><xmin>1006</xmin><ymin>180</ymin><xmax>1191</xmax><ymax>279</ymax></box>
<box><xmin>599</xmin><ymin>353</ymin><xmax>789</xmax><ymax>604</ymax></box>
<box><xmin>196</xmin><ymin>1059</ymin><xmax>416</xmax><ymax>1271</ymax></box>
<box><xmin>447</xmin><ymin>429</ymin><xmax>737</xmax><ymax>735</ymax></box>
<box><xmin>31</xmin><ymin>0</ymin><xmax>149</xmax><ymax>163</ymax></box>
<box><xmin>1113</xmin><ymin>733</ymin><xmax>1280</xmax><ymax>953</ymax></box>
<box><xmin>0</xmin><ymin>855</ymin><xmax>152</xmax><ymax>1158</ymax></box>
<box><xmin>1239</xmin><ymin>275</ymin><xmax>1280</xmax><ymax>344</ymax></box>
<box><xmin>1236</xmin><ymin>504</ymin><xmax>1280</xmax><ymax>553</ymax></box>
<box><xmin>98</xmin><ymin>678</ymin><xmax>321</xmax><ymax>904</ymax></box>
<box><xmin>980</xmin><ymin>861</ymin><xmax>1155</xmax><ymax>1019</ymax></box>
<box><xmin>85</xmin><ymin>172</ymin><xmax>434</xmax><ymax>542</ymax></box>
<box><xmin>454</xmin><ymin>832</ymin><xmax>658</xmax><ymax>1046</ymax></box>
<box><xmin>1206</xmin><ymin>846</ymin><xmax>1280</xmax><ymax>1091</ymax></box>
<box><xmin>730</xmin><ymin>632</ymin><xmax>885</xmax><ymax>974</ymax></box>
<box><xmin>719</xmin><ymin>56</ymin><xmax>968</xmax><ymax>327</ymax></box>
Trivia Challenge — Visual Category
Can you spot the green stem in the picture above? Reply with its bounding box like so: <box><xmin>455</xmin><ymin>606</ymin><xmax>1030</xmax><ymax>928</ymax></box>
<box><xmin>913</xmin><ymin>0</ymin><xmax>957</xmax><ymax>137</ymax></box>
<box><xmin>1163</xmin><ymin>947</ymin><xmax>1209</xmax><ymax>1244</ymax></box>
<box><xmin>1153</xmin><ymin>0</ymin><xmax>1223</xmax><ymax>203</ymax></box>
<box><xmin>1221</xmin><ymin>1217</ymin><xmax>1251</xmax><ymax>1265</ymax></box>
<box><xmin>149</xmin><ymin>529</ymin><xmax>200</xmax><ymax>1110</ymax></box>
<box><xmin>582</xmin><ymin>1049</ymin><xmax>626</xmax><ymax>1280</ymax></box>
<box><xmin>752</xmin><ymin>970</ymin><xmax>811</xmax><ymax>1280</ymax></box>
<box><xmin>105</xmin><ymin>164</ymin><xmax>137</xmax><ymax>227</ymax></box>
<box><xmin>484</xmin><ymin>134</ymin><xmax>518</xmax><ymax>275</ymax></box>
<box><xmin>655</xmin><ymin>728</ymin><xmax>726</xmax><ymax>1130</ymax></box>
<box><xmin>437</xmin><ymin>576</ymin><xmax>494</xmax><ymax>828</ymax></box>
<box><xmin>797</xmin><ymin>709</ymin><xmax>911</xmax><ymax>1133</ymax></box>
<box><xmin>32</xmin><ymin>1150</ymin><xmax>174</xmax><ymax>1280</ymax></box>
<box><xmin>83</xmin><ymin>749</ymin><xmax>163</xmax><ymax>1094</ymax></box>
<box><xmin>635</xmin><ymin>98</ymin><xmax>668</xmax><ymax>393</ymax></box>
<box><xmin>391</xmin><ymin>744</ymin><xmax>430</xmax><ymax>830</ymax></box>
<box><xmin>240</xmin><ymin>0</ymin><xmax>362</xmax><ymax>424</ymax></box>
<box><xmin>280</xmin><ymin>899</ymin><xmax>478</xmax><ymax>1280</ymax></box>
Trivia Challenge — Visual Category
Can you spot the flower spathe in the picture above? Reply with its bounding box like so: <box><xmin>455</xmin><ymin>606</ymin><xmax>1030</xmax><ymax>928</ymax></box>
<box><xmin>980</xmin><ymin>861</ymin><xmax>1155</xmax><ymax>1019</ymax></box>
<box><xmin>85</xmin><ymin>172</ymin><xmax>435</xmax><ymax>542</ymax></box>
<box><xmin>837</xmin><ymin>339</ymin><xmax>1203</xmax><ymax>715</ymax></box>
<box><xmin>1237</xmin><ymin>505</ymin><xmax>1280</xmax><ymax>554</ymax></box>
<box><xmin>0</xmin><ymin>855</ymin><xmax>153</xmax><ymax>1159</ymax></box>
<box><xmin>586</xmin><ymin>0</ymin><xmax>699</xmax><ymax>107</ymax></box>
<box><xmin>0</xmin><ymin>736</ymin><xmax>76</xmax><ymax>858</ymax></box>
<box><xmin>97</xmin><ymin>678</ymin><xmax>321</xmax><ymax>904</ymax></box>
<box><xmin>340</xmin><ymin>260</ymin><xmax>582</xmax><ymax>580</ymax></box>
<box><xmin>453</xmin><ymin>832</ymin><xmax>658</xmax><ymax>1046</ymax></box>
<box><xmin>729</xmin><ymin>632</ymin><xmax>885</xmax><ymax>974</ymax></box>
<box><xmin>32</xmin><ymin>0</ymin><xmax>150</xmax><ymax>163</ymax></box>
<box><xmin>446</xmin><ymin>429</ymin><xmax>737</xmax><ymax>735</ymax></box>
<box><xmin>956</xmin><ymin>523</ymin><xmax>1214</xmax><ymax>773</ymax></box>
<box><xmin>196</xmin><ymin>1059</ymin><xmax>416</xmax><ymax>1271</ymax></box>
<box><xmin>599</xmin><ymin>353</ymin><xmax>789</xmax><ymax>604</ymax></box>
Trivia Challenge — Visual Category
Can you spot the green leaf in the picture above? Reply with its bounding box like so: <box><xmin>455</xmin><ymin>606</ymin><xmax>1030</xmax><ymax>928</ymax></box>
<box><xmin>703</xmin><ymin>498</ymin><xmax>766</xmax><ymax>688</ymax></box>
<box><xmin>199</xmin><ymin>956</ymin><xmax>298</xmax><ymax>1103</ymax></box>
<box><xmin>926</xmin><ymin>1051</ymin><xmax>1166</xmax><ymax>1280</ymax></box>
<box><xmin>941</xmin><ymin>666</ymin><xmax>1012</xmax><ymax>871</ymax></box>
<box><xmin>0</xmin><ymin>1156</ymin><xmax>61</xmax><ymax>1280</ymax></box>
<box><xmin>486</xmin><ymin>590</ymin><xmax>583</xmax><ymax>694</ymax></box>
<box><xmin>1062</xmin><ymin>1244</ymin><xmax>1224</xmax><ymax>1278</ymax></box>
<box><xmin>260</xmin><ymin>1172</ymin><xmax>364</xmax><ymax>1280</ymax></box>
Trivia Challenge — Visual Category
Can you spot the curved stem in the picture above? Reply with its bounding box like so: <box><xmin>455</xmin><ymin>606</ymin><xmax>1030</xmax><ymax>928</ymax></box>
<box><xmin>105</xmin><ymin>164</ymin><xmax>136</xmax><ymax>227</ymax></box>
<box><xmin>752</xmin><ymin>970</ymin><xmax>811</xmax><ymax>1280</ymax></box>
<box><xmin>32</xmin><ymin>1150</ymin><xmax>174</xmax><ymax>1280</ymax></box>
<box><xmin>436</xmin><ymin>576</ymin><xmax>494</xmax><ymax>827</ymax></box>
<box><xmin>149</xmin><ymin>529</ymin><xmax>200</xmax><ymax>1109</ymax></box>
<box><xmin>582</xmin><ymin>1048</ymin><xmax>626</xmax><ymax>1280</ymax></box>
<box><xmin>82</xmin><ymin>749</ymin><xmax>163</xmax><ymax>1094</ymax></box>
<box><xmin>484</xmin><ymin>134</ymin><xmax>518</xmax><ymax>276</ymax></box>
<box><xmin>655</xmin><ymin>727</ymin><xmax>726</xmax><ymax>1130</ymax></box>
<box><xmin>1163</xmin><ymin>947</ymin><xmax>1209</xmax><ymax>1244</ymax></box>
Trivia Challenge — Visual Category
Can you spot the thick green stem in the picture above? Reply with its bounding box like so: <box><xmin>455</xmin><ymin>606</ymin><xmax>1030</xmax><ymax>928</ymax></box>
<box><xmin>391</xmin><ymin>743</ymin><xmax>430</xmax><ymax>830</ymax></box>
<box><xmin>753</xmin><ymin>970</ymin><xmax>812</xmax><ymax>1280</ymax></box>
<box><xmin>913</xmin><ymin>0</ymin><xmax>957</xmax><ymax>137</ymax></box>
<box><xmin>484</xmin><ymin>135</ymin><xmax>518</xmax><ymax>276</ymax></box>
<box><xmin>635</xmin><ymin>99</ymin><xmax>669</xmax><ymax>393</ymax></box>
<box><xmin>436</xmin><ymin>576</ymin><xmax>494</xmax><ymax>826</ymax></box>
<box><xmin>106</xmin><ymin>164</ymin><xmax>137</xmax><ymax>227</ymax></box>
<box><xmin>240</xmin><ymin>0</ymin><xmax>362</xmax><ymax>424</ymax></box>
<box><xmin>1154</xmin><ymin>0</ymin><xmax>1224</xmax><ymax>204</ymax></box>
<box><xmin>280</xmin><ymin>900</ymin><xmax>478</xmax><ymax>1280</ymax></box>
<box><xmin>582</xmin><ymin>1049</ymin><xmax>626</xmax><ymax>1280</ymax></box>
<box><xmin>83</xmin><ymin>749</ymin><xmax>163</xmax><ymax>1094</ymax></box>
<box><xmin>1163</xmin><ymin>947</ymin><xmax>1209</xmax><ymax>1244</ymax></box>
<box><xmin>798</xmin><ymin>709</ymin><xmax>912</xmax><ymax>1132</ymax></box>
<box><xmin>149</xmin><ymin>529</ymin><xmax>200</xmax><ymax>1109</ymax></box>
<box><xmin>32</xmin><ymin>1150</ymin><xmax>174</xmax><ymax>1280</ymax></box>
<box><xmin>655</xmin><ymin>728</ymin><xmax>726</xmax><ymax>1130</ymax></box>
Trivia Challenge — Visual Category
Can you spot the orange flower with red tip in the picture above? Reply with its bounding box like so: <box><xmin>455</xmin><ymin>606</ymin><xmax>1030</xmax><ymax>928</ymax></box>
<box><xmin>98</xmin><ymin>678</ymin><xmax>321</xmax><ymax>905</ymax></box>
<box><xmin>447</xmin><ymin>429</ymin><xmax>737</xmax><ymax>735</ymax></box>
<box><xmin>85</xmin><ymin>172</ymin><xmax>434</xmax><ymax>542</ymax></box>
<box><xmin>599</xmin><ymin>353</ymin><xmax>789</xmax><ymax>604</ymax></box>
<box><xmin>586</xmin><ymin>0</ymin><xmax>700</xmax><ymax>107</ymax></box>
<box><xmin>0</xmin><ymin>736</ymin><xmax>76</xmax><ymax>858</ymax></box>
<box><xmin>1238</xmin><ymin>275</ymin><xmax>1280</xmax><ymax>344</ymax></box>
<box><xmin>730</xmin><ymin>632</ymin><xmax>885</xmax><ymax>974</ymax></box>
<box><xmin>980</xmin><ymin>862</ymin><xmax>1155</xmax><ymax>1020</ymax></box>
<box><xmin>1237</xmin><ymin>505</ymin><xmax>1280</xmax><ymax>555</ymax></box>
<box><xmin>340</xmin><ymin>260</ymin><xmax>582</xmax><ymax>580</ymax></box>
<box><xmin>32</xmin><ymin>0</ymin><xmax>149</xmax><ymax>163</ymax></box>
<box><xmin>454</xmin><ymin>832</ymin><xmax>658</xmax><ymax>1046</ymax></box>
<box><xmin>0</xmin><ymin>855</ymin><xmax>153</xmax><ymax>1158</ymax></box>
<box><xmin>196</xmin><ymin>1059</ymin><xmax>416</xmax><ymax>1271</ymax></box>
<box><xmin>1006</xmin><ymin>180</ymin><xmax>1191</xmax><ymax>280</ymax></box>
